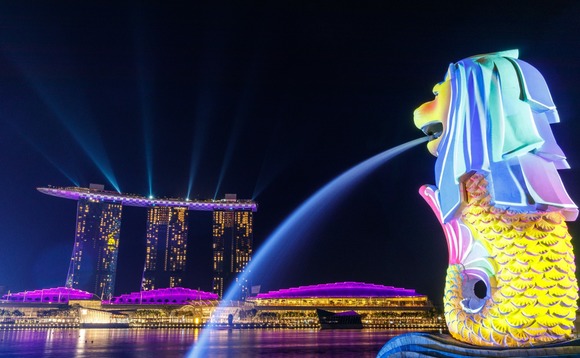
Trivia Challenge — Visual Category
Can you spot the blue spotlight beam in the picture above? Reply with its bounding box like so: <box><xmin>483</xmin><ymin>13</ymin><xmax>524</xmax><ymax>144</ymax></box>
<box><xmin>213</xmin><ymin>114</ymin><xmax>243</xmax><ymax>200</ymax></box>
<box><xmin>187</xmin><ymin>93</ymin><xmax>213</xmax><ymax>200</ymax></box>
<box><xmin>7</xmin><ymin>122</ymin><xmax>80</xmax><ymax>187</ymax></box>
<box><xmin>188</xmin><ymin>136</ymin><xmax>429</xmax><ymax>357</ymax></box>
<box><xmin>137</xmin><ymin>64</ymin><xmax>154</xmax><ymax>198</ymax></box>
<box><xmin>213</xmin><ymin>58</ymin><xmax>259</xmax><ymax>200</ymax></box>
<box><xmin>133</xmin><ymin>12</ymin><xmax>155</xmax><ymax>198</ymax></box>
<box><xmin>4</xmin><ymin>50</ymin><xmax>121</xmax><ymax>192</ymax></box>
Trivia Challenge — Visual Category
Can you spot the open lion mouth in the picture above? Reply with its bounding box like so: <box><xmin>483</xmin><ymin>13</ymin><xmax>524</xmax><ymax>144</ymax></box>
<box><xmin>421</xmin><ymin>122</ymin><xmax>443</xmax><ymax>141</ymax></box>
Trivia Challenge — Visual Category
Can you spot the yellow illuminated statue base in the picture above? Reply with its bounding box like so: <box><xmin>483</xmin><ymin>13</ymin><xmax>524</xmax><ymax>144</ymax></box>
<box><xmin>443</xmin><ymin>173</ymin><xmax>578</xmax><ymax>346</ymax></box>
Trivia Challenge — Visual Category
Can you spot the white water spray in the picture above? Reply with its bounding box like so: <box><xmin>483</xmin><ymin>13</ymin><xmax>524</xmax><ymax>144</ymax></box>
<box><xmin>188</xmin><ymin>136</ymin><xmax>429</xmax><ymax>357</ymax></box>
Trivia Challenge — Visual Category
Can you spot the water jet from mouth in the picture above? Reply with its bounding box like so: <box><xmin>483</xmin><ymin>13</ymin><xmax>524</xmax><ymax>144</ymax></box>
<box><xmin>187</xmin><ymin>136</ymin><xmax>429</xmax><ymax>357</ymax></box>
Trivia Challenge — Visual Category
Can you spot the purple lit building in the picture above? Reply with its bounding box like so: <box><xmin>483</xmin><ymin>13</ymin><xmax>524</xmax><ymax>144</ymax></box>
<box><xmin>107</xmin><ymin>287</ymin><xmax>218</xmax><ymax>305</ymax></box>
<box><xmin>254</xmin><ymin>281</ymin><xmax>420</xmax><ymax>299</ymax></box>
<box><xmin>1</xmin><ymin>287</ymin><xmax>93</xmax><ymax>304</ymax></box>
<box><xmin>37</xmin><ymin>185</ymin><xmax>258</xmax><ymax>211</ymax></box>
<box><xmin>246</xmin><ymin>282</ymin><xmax>438</xmax><ymax>328</ymax></box>
<box><xmin>65</xmin><ymin>184</ymin><xmax>122</xmax><ymax>300</ymax></box>
<box><xmin>212</xmin><ymin>194</ymin><xmax>254</xmax><ymax>299</ymax></box>
<box><xmin>37</xmin><ymin>185</ymin><xmax>257</xmax><ymax>298</ymax></box>
<box><xmin>142</xmin><ymin>206</ymin><xmax>189</xmax><ymax>291</ymax></box>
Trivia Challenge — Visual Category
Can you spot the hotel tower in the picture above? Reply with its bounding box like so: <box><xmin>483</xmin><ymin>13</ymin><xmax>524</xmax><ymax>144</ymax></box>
<box><xmin>141</xmin><ymin>206</ymin><xmax>189</xmax><ymax>290</ymax></box>
<box><xmin>38</xmin><ymin>185</ymin><xmax>257</xmax><ymax>298</ymax></box>
<box><xmin>212</xmin><ymin>194</ymin><xmax>253</xmax><ymax>298</ymax></box>
<box><xmin>65</xmin><ymin>185</ymin><xmax>122</xmax><ymax>300</ymax></box>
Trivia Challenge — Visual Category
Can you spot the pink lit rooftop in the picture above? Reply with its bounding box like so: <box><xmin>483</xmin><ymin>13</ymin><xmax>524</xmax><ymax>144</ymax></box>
<box><xmin>106</xmin><ymin>287</ymin><xmax>219</xmax><ymax>305</ymax></box>
<box><xmin>1</xmin><ymin>287</ymin><xmax>94</xmax><ymax>303</ymax></box>
<box><xmin>37</xmin><ymin>185</ymin><xmax>257</xmax><ymax>212</ymax></box>
<box><xmin>255</xmin><ymin>282</ymin><xmax>422</xmax><ymax>299</ymax></box>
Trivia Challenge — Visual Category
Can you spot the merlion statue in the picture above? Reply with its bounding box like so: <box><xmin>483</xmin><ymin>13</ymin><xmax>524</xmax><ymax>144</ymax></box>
<box><xmin>414</xmin><ymin>49</ymin><xmax>578</xmax><ymax>347</ymax></box>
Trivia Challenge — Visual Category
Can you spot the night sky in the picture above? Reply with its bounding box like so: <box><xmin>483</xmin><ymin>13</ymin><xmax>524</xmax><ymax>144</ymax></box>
<box><xmin>1</xmin><ymin>1</ymin><xmax>580</xmax><ymax>308</ymax></box>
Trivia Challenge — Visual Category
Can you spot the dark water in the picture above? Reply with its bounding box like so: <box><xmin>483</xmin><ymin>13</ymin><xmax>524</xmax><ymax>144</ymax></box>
<box><xmin>0</xmin><ymin>328</ymin><xmax>432</xmax><ymax>357</ymax></box>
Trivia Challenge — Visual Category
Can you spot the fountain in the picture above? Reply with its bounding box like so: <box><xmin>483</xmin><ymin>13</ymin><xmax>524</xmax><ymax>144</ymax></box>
<box><xmin>188</xmin><ymin>49</ymin><xmax>580</xmax><ymax>357</ymax></box>
<box><xmin>187</xmin><ymin>136</ymin><xmax>428</xmax><ymax>357</ymax></box>
<box><xmin>378</xmin><ymin>50</ymin><xmax>580</xmax><ymax>356</ymax></box>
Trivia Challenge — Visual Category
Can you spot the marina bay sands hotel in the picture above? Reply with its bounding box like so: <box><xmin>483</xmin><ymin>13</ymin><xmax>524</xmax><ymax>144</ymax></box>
<box><xmin>37</xmin><ymin>184</ymin><xmax>257</xmax><ymax>300</ymax></box>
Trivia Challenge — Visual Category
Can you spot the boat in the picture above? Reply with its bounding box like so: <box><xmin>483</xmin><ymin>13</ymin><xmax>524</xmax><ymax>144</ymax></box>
<box><xmin>316</xmin><ymin>308</ymin><xmax>363</xmax><ymax>329</ymax></box>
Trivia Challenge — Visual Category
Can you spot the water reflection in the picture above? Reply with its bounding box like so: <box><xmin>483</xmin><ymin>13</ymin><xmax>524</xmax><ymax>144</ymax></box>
<box><xmin>0</xmin><ymin>328</ymin><xmax>424</xmax><ymax>357</ymax></box>
<box><xmin>76</xmin><ymin>328</ymin><xmax>86</xmax><ymax>355</ymax></box>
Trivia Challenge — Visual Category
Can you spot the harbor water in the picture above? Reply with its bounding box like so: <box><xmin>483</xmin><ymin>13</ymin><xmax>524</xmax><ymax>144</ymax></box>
<box><xmin>0</xmin><ymin>328</ymin><xmax>443</xmax><ymax>357</ymax></box>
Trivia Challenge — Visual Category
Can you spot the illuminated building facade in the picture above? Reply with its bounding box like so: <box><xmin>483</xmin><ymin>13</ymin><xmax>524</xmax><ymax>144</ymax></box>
<box><xmin>38</xmin><ymin>185</ymin><xmax>257</xmax><ymax>298</ymax></box>
<box><xmin>0</xmin><ymin>283</ymin><xmax>443</xmax><ymax>330</ymax></box>
<box><xmin>142</xmin><ymin>206</ymin><xmax>189</xmax><ymax>290</ymax></box>
<box><xmin>212</xmin><ymin>194</ymin><xmax>253</xmax><ymax>298</ymax></box>
<box><xmin>66</xmin><ymin>186</ymin><xmax>122</xmax><ymax>300</ymax></box>
<box><xmin>245</xmin><ymin>282</ymin><xmax>442</xmax><ymax>329</ymax></box>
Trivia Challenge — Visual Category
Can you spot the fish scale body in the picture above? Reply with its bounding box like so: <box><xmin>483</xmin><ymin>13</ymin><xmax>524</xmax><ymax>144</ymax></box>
<box><xmin>443</xmin><ymin>173</ymin><xmax>578</xmax><ymax>347</ymax></box>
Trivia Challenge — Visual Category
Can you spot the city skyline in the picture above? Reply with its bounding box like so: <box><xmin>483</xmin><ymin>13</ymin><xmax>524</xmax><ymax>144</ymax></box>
<box><xmin>1</xmin><ymin>2</ymin><xmax>580</xmax><ymax>306</ymax></box>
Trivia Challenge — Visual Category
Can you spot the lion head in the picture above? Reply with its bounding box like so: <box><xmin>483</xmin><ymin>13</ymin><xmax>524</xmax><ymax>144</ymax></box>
<box><xmin>414</xmin><ymin>49</ymin><xmax>577</xmax><ymax>223</ymax></box>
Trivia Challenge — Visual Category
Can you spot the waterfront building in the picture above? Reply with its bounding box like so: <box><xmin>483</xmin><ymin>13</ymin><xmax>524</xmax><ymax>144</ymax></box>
<box><xmin>0</xmin><ymin>287</ymin><xmax>94</xmax><ymax>328</ymax></box>
<box><xmin>212</xmin><ymin>194</ymin><xmax>253</xmax><ymax>299</ymax></box>
<box><xmin>1</xmin><ymin>287</ymin><xmax>93</xmax><ymax>304</ymax></box>
<box><xmin>65</xmin><ymin>184</ymin><xmax>122</xmax><ymax>300</ymax></box>
<box><xmin>108</xmin><ymin>287</ymin><xmax>218</xmax><ymax>305</ymax></box>
<box><xmin>245</xmin><ymin>282</ymin><xmax>442</xmax><ymax>329</ymax></box>
<box><xmin>142</xmin><ymin>206</ymin><xmax>189</xmax><ymax>290</ymax></box>
<box><xmin>0</xmin><ymin>282</ymin><xmax>444</xmax><ymax>330</ymax></box>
